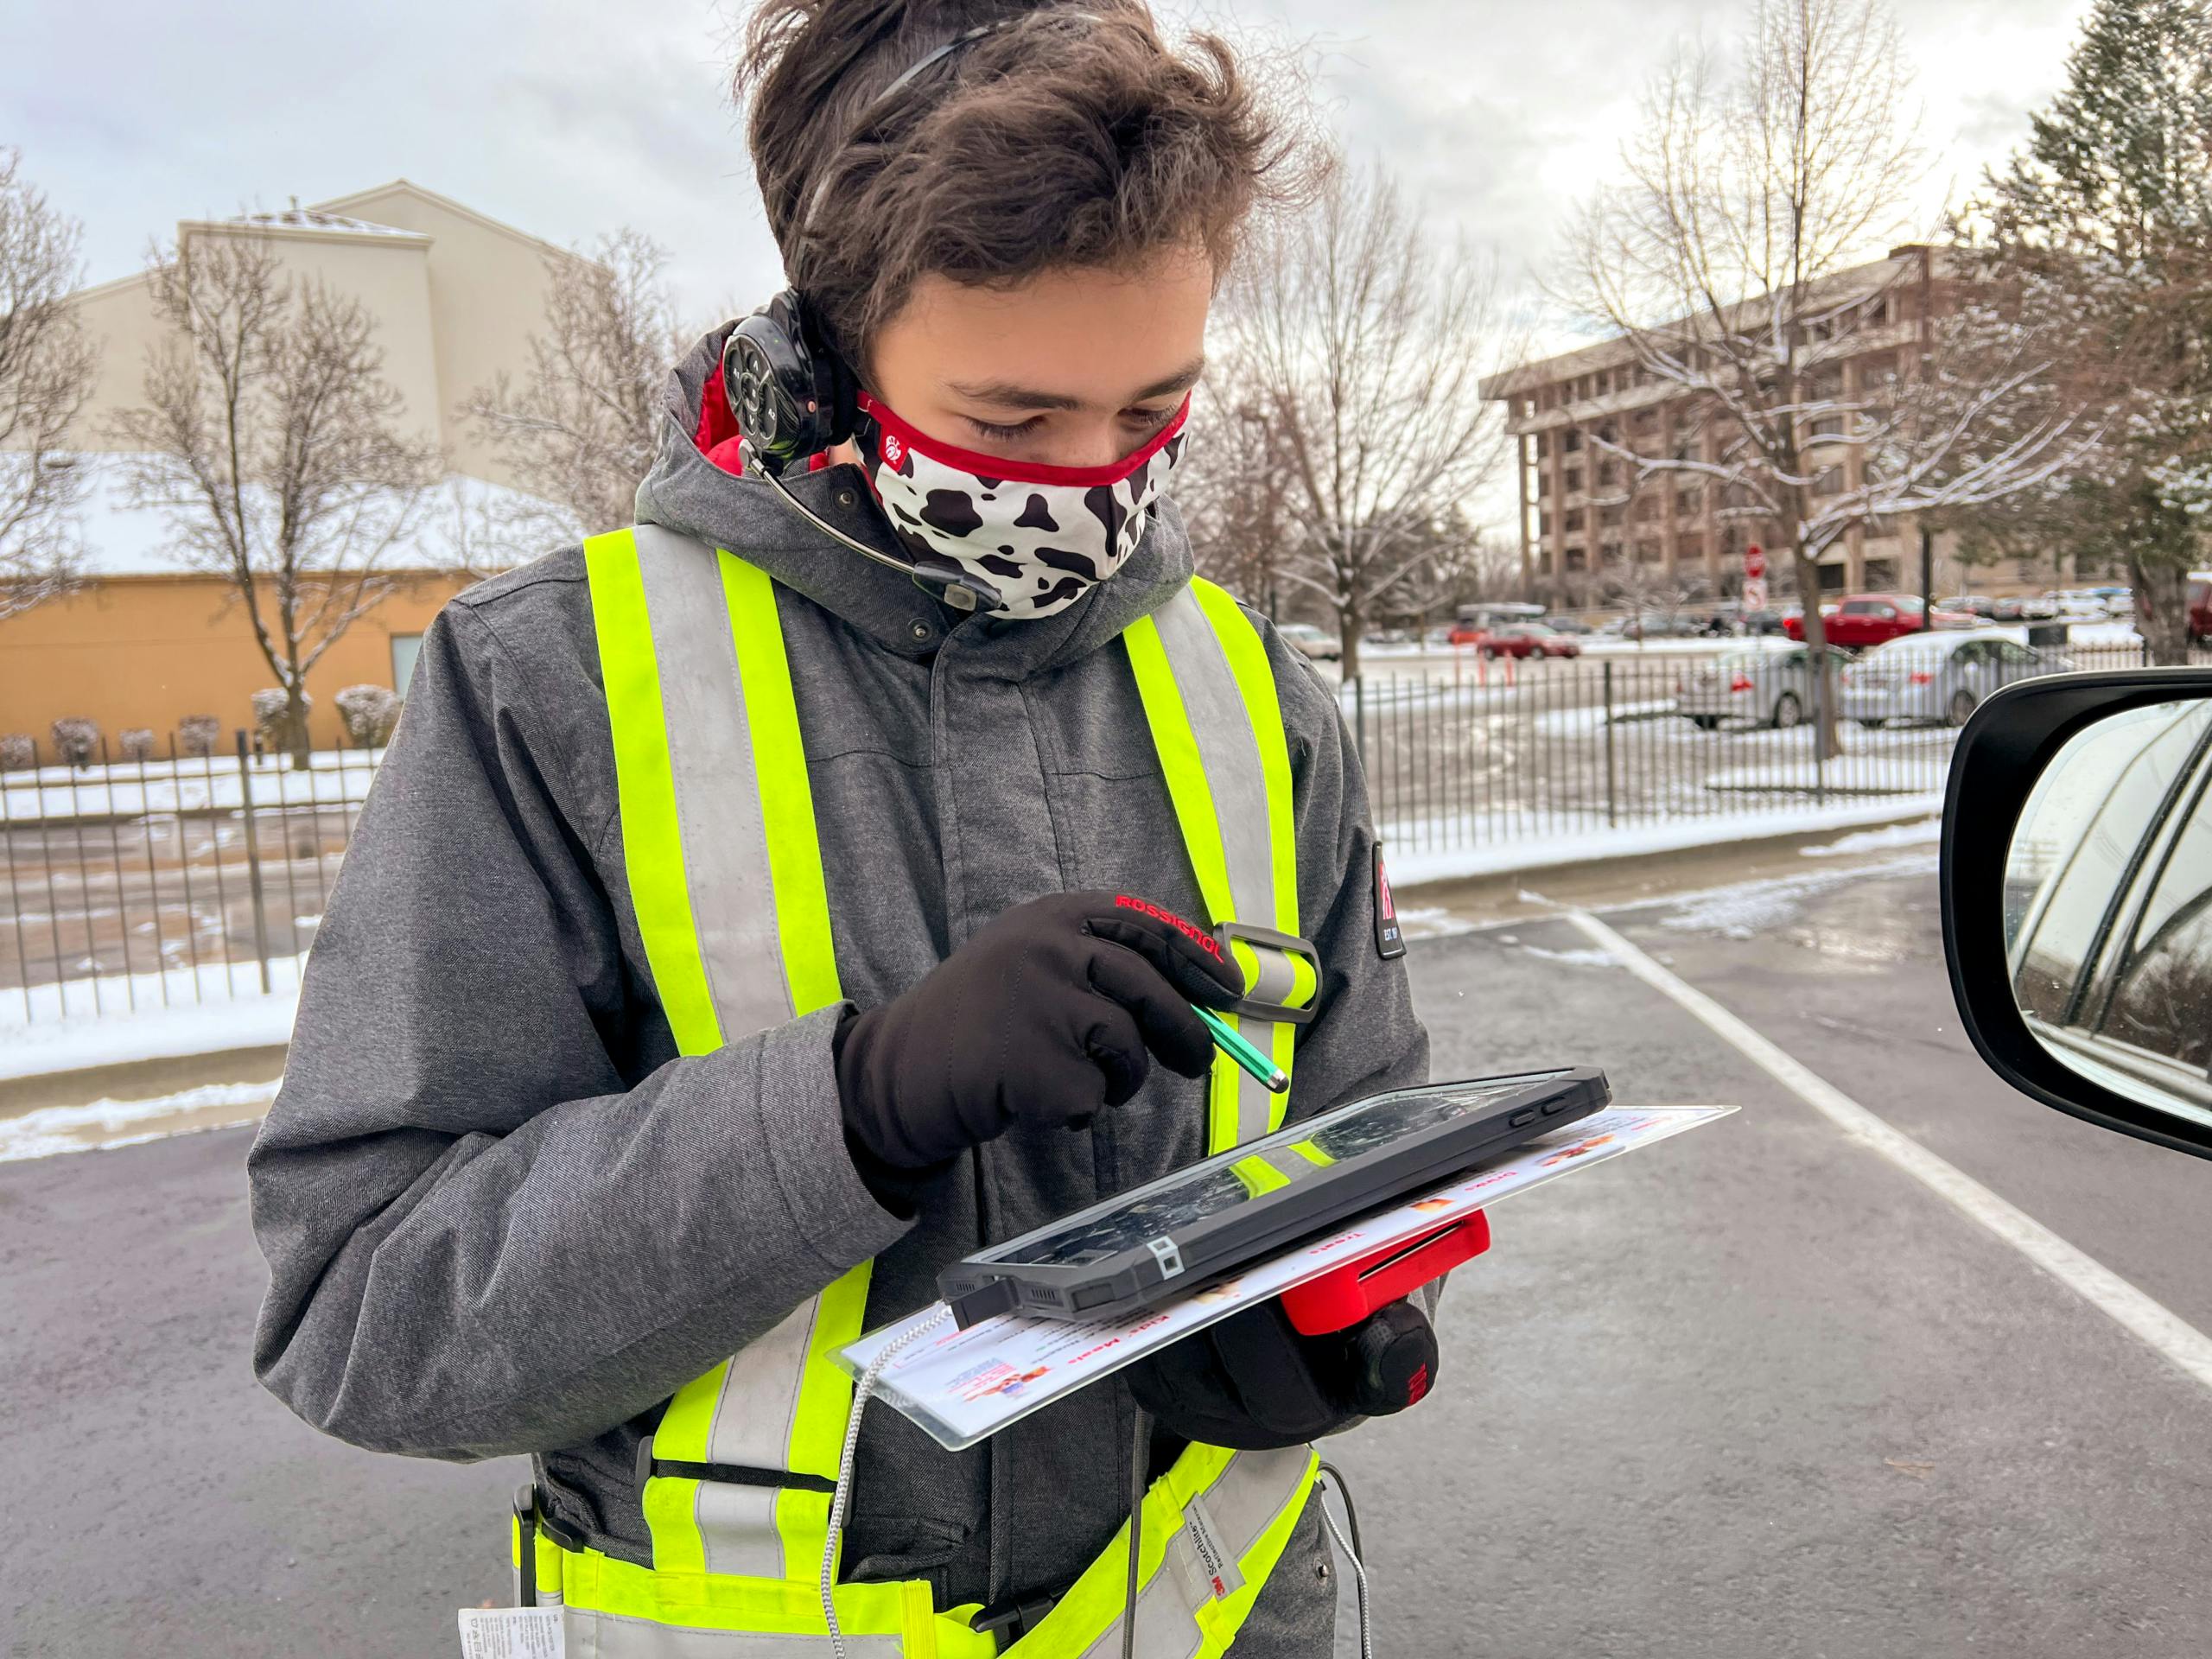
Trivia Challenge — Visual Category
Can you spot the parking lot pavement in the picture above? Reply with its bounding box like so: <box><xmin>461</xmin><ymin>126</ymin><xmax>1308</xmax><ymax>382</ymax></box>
<box><xmin>6</xmin><ymin>861</ymin><xmax>2211</xmax><ymax>1656</ymax></box>
<box><xmin>1332</xmin><ymin>868</ymin><xmax>2212</xmax><ymax>1657</ymax></box>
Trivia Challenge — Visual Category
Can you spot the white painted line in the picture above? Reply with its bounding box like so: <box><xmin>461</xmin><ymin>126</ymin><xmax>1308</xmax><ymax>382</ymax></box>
<box><xmin>1567</xmin><ymin>907</ymin><xmax>2212</xmax><ymax>1395</ymax></box>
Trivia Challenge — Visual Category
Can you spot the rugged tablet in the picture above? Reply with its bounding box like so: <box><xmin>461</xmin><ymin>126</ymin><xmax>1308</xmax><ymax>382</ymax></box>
<box><xmin>939</xmin><ymin>1067</ymin><xmax>1609</xmax><ymax>1327</ymax></box>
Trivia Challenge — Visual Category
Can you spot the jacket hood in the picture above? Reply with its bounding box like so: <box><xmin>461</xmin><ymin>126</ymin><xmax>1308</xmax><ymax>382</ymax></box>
<box><xmin>632</xmin><ymin>323</ymin><xmax>1197</xmax><ymax>678</ymax></box>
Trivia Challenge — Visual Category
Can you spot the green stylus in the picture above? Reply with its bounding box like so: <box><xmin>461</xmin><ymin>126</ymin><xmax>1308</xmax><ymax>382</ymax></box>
<box><xmin>1192</xmin><ymin>1003</ymin><xmax>1291</xmax><ymax>1094</ymax></box>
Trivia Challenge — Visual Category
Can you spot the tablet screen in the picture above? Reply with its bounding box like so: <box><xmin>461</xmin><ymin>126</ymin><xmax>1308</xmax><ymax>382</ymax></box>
<box><xmin>978</xmin><ymin>1071</ymin><xmax>1567</xmax><ymax>1268</ymax></box>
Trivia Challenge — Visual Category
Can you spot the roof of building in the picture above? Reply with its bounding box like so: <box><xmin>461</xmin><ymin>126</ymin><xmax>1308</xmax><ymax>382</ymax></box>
<box><xmin>226</xmin><ymin>204</ymin><xmax>429</xmax><ymax>241</ymax></box>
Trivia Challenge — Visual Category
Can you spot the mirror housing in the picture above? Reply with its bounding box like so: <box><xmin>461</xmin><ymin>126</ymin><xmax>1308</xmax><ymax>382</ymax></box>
<box><xmin>1942</xmin><ymin>668</ymin><xmax>2212</xmax><ymax>1160</ymax></box>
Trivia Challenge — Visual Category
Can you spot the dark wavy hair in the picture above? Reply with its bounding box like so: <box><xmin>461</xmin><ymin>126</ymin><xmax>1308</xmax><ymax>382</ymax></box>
<box><xmin>732</xmin><ymin>1</ymin><xmax>1311</xmax><ymax>374</ymax></box>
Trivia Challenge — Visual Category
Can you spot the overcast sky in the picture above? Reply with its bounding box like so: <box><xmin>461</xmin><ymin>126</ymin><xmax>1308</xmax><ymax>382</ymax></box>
<box><xmin>9</xmin><ymin>0</ymin><xmax>2091</xmax><ymax>342</ymax></box>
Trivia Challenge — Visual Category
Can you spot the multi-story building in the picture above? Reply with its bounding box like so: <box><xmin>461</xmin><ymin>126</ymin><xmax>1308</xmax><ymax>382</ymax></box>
<box><xmin>2</xmin><ymin>181</ymin><xmax>580</xmax><ymax>753</ymax></box>
<box><xmin>1481</xmin><ymin>245</ymin><xmax>1989</xmax><ymax>606</ymax></box>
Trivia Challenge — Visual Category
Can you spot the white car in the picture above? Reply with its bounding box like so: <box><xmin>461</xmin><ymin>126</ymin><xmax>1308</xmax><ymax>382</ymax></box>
<box><xmin>1278</xmin><ymin>622</ymin><xmax>1342</xmax><ymax>662</ymax></box>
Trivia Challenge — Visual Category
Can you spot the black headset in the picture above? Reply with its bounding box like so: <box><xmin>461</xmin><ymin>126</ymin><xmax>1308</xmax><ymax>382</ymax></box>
<box><xmin>722</xmin><ymin>289</ymin><xmax>859</xmax><ymax>476</ymax></box>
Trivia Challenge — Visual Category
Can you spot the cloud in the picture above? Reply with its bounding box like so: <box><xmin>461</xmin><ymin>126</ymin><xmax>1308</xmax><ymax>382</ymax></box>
<box><xmin>13</xmin><ymin>0</ymin><xmax>2093</xmax><ymax>351</ymax></box>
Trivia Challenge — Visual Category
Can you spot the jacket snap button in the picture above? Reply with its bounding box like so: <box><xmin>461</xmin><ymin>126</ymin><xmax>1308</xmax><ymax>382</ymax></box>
<box><xmin>836</xmin><ymin>488</ymin><xmax>858</xmax><ymax>509</ymax></box>
<box><xmin>908</xmin><ymin>620</ymin><xmax>932</xmax><ymax>642</ymax></box>
<box><xmin>1317</xmin><ymin>1559</ymin><xmax>1332</xmax><ymax>1582</ymax></box>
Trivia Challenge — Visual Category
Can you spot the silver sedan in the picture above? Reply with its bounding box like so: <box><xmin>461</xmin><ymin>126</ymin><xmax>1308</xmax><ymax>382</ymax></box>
<box><xmin>1840</xmin><ymin>633</ymin><xmax>2067</xmax><ymax>727</ymax></box>
<box><xmin>1675</xmin><ymin>644</ymin><xmax>1852</xmax><ymax>730</ymax></box>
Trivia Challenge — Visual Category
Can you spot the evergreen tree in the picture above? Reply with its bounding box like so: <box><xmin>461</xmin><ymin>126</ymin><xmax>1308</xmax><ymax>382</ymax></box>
<box><xmin>1977</xmin><ymin>0</ymin><xmax>2212</xmax><ymax>659</ymax></box>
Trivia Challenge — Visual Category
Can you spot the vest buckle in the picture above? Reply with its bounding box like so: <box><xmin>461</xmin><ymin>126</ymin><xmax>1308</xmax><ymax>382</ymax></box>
<box><xmin>1211</xmin><ymin>921</ymin><xmax>1323</xmax><ymax>1025</ymax></box>
<box><xmin>969</xmin><ymin>1589</ymin><xmax>1063</xmax><ymax>1653</ymax></box>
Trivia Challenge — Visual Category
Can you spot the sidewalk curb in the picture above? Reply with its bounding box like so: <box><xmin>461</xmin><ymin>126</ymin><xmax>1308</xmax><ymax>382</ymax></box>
<box><xmin>0</xmin><ymin>1045</ymin><xmax>289</xmax><ymax>1118</ymax></box>
<box><xmin>1395</xmin><ymin>803</ymin><xmax>1939</xmax><ymax>913</ymax></box>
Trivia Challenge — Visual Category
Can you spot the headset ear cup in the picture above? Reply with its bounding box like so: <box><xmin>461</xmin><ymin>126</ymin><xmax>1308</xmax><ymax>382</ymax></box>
<box><xmin>726</xmin><ymin>289</ymin><xmax>835</xmax><ymax>471</ymax></box>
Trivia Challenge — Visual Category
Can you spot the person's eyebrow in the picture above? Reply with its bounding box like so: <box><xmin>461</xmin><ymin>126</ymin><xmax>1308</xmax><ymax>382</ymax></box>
<box><xmin>948</xmin><ymin>355</ymin><xmax>1206</xmax><ymax>412</ymax></box>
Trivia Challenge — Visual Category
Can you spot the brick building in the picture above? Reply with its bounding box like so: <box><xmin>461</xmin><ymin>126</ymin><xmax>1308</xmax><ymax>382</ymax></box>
<box><xmin>1480</xmin><ymin>245</ymin><xmax>1990</xmax><ymax>606</ymax></box>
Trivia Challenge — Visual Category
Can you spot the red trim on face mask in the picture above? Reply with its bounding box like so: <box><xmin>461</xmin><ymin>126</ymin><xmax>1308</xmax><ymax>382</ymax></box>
<box><xmin>856</xmin><ymin>391</ymin><xmax>1190</xmax><ymax>487</ymax></box>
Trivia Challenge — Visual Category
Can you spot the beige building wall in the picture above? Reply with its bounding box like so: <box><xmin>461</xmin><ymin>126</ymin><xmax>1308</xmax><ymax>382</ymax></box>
<box><xmin>54</xmin><ymin>181</ymin><xmax>577</xmax><ymax>494</ymax></box>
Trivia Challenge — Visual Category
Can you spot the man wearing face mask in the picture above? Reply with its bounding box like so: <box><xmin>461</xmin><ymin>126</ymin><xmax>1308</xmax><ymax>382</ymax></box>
<box><xmin>245</xmin><ymin>3</ymin><xmax>1433</xmax><ymax>1655</ymax></box>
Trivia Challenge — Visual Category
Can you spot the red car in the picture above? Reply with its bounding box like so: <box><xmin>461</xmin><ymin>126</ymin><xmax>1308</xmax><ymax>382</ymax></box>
<box><xmin>1783</xmin><ymin>594</ymin><xmax>1972</xmax><ymax>648</ymax></box>
<box><xmin>1480</xmin><ymin>623</ymin><xmax>1582</xmax><ymax>659</ymax></box>
<box><xmin>1446</xmin><ymin>621</ymin><xmax>1490</xmax><ymax>648</ymax></box>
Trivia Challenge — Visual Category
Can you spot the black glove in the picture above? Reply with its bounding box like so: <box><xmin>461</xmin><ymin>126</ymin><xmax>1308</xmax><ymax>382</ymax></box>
<box><xmin>1126</xmin><ymin>1297</ymin><xmax>1440</xmax><ymax>1451</ymax></box>
<box><xmin>835</xmin><ymin>890</ymin><xmax>1243</xmax><ymax>1173</ymax></box>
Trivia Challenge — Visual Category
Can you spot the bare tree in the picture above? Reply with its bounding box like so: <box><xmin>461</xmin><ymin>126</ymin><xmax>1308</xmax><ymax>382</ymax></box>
<box><xmin>1553</xmin><ymin>0</ymin><xmax>2091</xmax><ymax>753</ymax></box>
<box><xmin>109</xmin><ymin>233</ymin><xmax>442</xmax><ymax>768</ymax></box>
<box><xmin>1175</xmin><ymin>365</ymin><xmax>1300</xmax><ymax>619</ymax></box>
<box><xmin>1227</xmin><ymin>161</ymin><xmax>1520</xmax><ymax>681</ymax></box>
<box><xmin>463</xmin><ymin>229</ymin><xmax>684</xmax><ymax>547</ymax></box>
<box><xmin>0</xmin><ymin>149</ymin><xmax>95</xmax><ymax>621</ymax></box>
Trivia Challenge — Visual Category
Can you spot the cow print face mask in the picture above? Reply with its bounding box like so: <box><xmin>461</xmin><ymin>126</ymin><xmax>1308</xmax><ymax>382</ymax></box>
<box><xmin>853</xmin><ymin>390</ymin><xmax>1190</xmax><ymax>620</ymax></box>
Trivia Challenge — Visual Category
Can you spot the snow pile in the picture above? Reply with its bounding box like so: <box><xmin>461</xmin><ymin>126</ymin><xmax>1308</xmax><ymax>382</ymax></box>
<box><xmin>0</xmin><ymin>955</ymin><xmax>306</xmax><ymax>1081</ymax></box>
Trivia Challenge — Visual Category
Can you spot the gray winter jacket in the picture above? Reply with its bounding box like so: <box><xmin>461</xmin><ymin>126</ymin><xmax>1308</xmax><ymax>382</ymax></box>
<box><xmin>245</xmin><ymin>327</ymin><xmax>1429</xmax><ymax>1649</ymax></box>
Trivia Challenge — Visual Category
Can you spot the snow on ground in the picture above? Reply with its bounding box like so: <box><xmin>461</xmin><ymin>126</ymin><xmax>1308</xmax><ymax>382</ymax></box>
<box><xmin>2</xmin><ymin>747</ymin><xmax>383</xmax><ymax>823</ymax></box>
<box><xmin>1509</xmin><ymin>944</ymin><xmax>1620</xmax><ymax>967</ymax></box>
<box><xmin>1391</xmin><ymin>906</ymin><xmax>1483</xmax><ymax>941</ymax></box>
<box><xmin>1799</xmin><ymin>818</ymin><xmax>1943</xmax><ymax>857</ymax></box>
<box><xmin>0</xmin><ymin>955</ymin><xmax>304</xmax><ymax>1081</ymax></box>
<box><xmin>1385</xmin><ymin>796</ymin><xmax>1946</xmax><ymax>888</ymax></box>
<box><xmin>0</xmin><ymin>1080</ymin><xmax>281</xmax><ymax>1163</ymax></box>
<box><xmin>1654</xmin><ymin>851</ymin><xmax>1942</xmax><ymax>940</ymax></box>
<box><xmin>1533</xmin><ymin>700</ymin><xmax>1677</xmax><ymax>736</ymax></box>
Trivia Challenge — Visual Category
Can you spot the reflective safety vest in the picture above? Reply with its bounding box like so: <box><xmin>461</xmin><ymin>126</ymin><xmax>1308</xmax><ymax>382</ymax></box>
<box><xmin>515</xmin><ymin>524</ymin><xmax>1323</xmax><ymax>1656</ymax></box>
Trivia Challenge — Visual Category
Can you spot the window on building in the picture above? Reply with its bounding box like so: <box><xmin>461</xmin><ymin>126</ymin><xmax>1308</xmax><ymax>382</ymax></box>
<box><xmin>1564</xmin><ymin>467</ymin><xmax>1584</xmax><ymax>494</ymax></box>
<box><xmin>1597</xmin><ymin>459</ymin><xmax>1621</xmax><ymax>487</ymax></box>
<box><xmin>1534</xmin><ymin>431</ymin><xmax>1550</xmax><ymax>460</ymax></box>
<box><xmin>1677</xmin><ymin>531</ymin><xmax>1707</xmax><ymax>565</ymax></box>
<box><xmin>1863</xmin><ymin>557</ymin><xmax>1899</xmax><ymax>588</ymax></box>
<box><xmin>1562</xmin><ymin>429</ymin><xmax>1583</xmax><ymax>453</ymax></box>
<box><xmin>1816</xmin><ymin>562</ymin><xmax>1848</xmax><ymax>594</ymax></box>
<box><xmin>1536</xmin><ymin>472</ymin><xmax>1552</xmax><ymax>499</ymax></box>
<box><xmin>1563</xmin><ymin>507</ymin><xmax>1586</xmax><ymax>532</ymax></box>
<box><xmin>1539</xmin><ymin>510</ymin><xmax>1553</xmax><ymax>537</ymax></box>
<box><xmin>1599</xmin><ymin>503</ymin><xmax>1624</xmax><ymax>528</ymax></box>
<box><xmin>391</xmin><ymin>632</ymin><xmax>424</xmax><ymax>696</ymax></box>
<box><xmin>1564</xmin><ymin>545</ymin><xmax>1588</xmax><ymax>572</ymax></box>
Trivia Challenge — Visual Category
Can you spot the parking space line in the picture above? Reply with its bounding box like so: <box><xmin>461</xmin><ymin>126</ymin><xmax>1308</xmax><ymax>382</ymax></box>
<box><xmin>1568</xmin><ymin>907</ymin><xmax>2212</xmax><ymax>1395</ymax></box>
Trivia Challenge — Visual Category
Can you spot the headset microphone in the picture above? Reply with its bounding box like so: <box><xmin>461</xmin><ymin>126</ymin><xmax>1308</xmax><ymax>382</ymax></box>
<box><xmin>722</xmin><ymin>299</ymin><xmax>1007</xmax><ymax>615</ymax></box>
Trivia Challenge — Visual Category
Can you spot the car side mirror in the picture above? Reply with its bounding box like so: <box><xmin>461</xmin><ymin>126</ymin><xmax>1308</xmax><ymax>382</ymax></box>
<box><xmin>1943</xmin><ymin>669</ymin><xmax>2212</xmax><ymax>1159</ymax></box>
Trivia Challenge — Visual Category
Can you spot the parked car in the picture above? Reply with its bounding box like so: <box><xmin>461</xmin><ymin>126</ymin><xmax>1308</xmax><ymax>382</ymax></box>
<box><xmin>1544</xmin><ymin>615</ymin><xmax>1597</xmax><ymax>636</ymax></box>
<box><xmin>2018</xmin><ymin>593</ymin><xmax>2060</xmax><ymax>620</ymax></box>
<box><xmin>2052</xmin><ymin>589</ymin><xmax>2110</xmax><ymax>621</ymax></box>
<box><xmin>1742</xmin><ymin>608</ymin><xmax>1788</xmax><ymax>637</ymax></box>
<box><xmin>2088</xmin><ymin>585</ymin><xmax>2134</xmax><ymax>618</ymax></box>
<box><xmin>1365</xmin><ymin>626</ymin><xmax>1414</xmax><ymax>648</ymax></box>
<box><xmin>1783</xmin><ymin>593</ymin><xmax>1975</xmax><ymax>647</ymax></box>
<box><xmin>1421</xmin><ymin>625</ymin><xmax>1455</xmax><ymax>649</ymax></box>
<box><xmin>1840</xmin><ymin>632</ymin><xmax>2065</xmax><ymax>728</ymax></box>
<box><xmin>1675</xmin><ymin>642</ymin><xmax>1852</xmax><ymax>730</ymax></box>
<box><xmin>1480</xmin><ymin>623</ymin><xmax>1582</xmax><ymax>659</ymax></box>
<box><xmin>1277</xmin><ymin>622</ymin><xmax>1342</xmax><ymax>662</ymax></box>
<box><xmin>1446</xmin><ymin>621</ymin><xmax>1489</xmax><ymax>647</ymax></box>
<box><xmin>1940</xmin><ymin>594</ymin><xmax>2000</xmax><ymax>620</ymax></box>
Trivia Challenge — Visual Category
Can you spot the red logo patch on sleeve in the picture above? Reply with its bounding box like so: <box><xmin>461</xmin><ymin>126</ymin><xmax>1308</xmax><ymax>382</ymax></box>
<box><xmin>1372</xmin><ymin>845</ymin><xmax>1405</xmax><ymax>959</ymax></box>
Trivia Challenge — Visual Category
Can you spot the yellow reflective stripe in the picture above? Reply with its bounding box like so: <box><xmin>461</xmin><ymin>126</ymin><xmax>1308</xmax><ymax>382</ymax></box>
<box><xmin>1006</xmin><ymin>1444</ymin><xmax>1235</xmax><ymax>1651</ymax></box>
<box><xmin>1123</xmin><ymin>613</ymin><xmax>1235</xmax><ymax>924</ymax></box>
<box><xmin>775</xmin><ymin>1262</ymin><xmax>872</xmax><ymax>1572</ymax></box>
<box><xmin>1188</xmin><ymin>581</ymin><xmax>1298</xmax><ymax>939</ymax></box>
<box><xmin>648</xmin><ymin>1360</ymin><xmax>728</xmax><ymax>1467</ymax></box>
<box><xmin>1289</xmin><ymin>1140</ymin><xmax>1333</xmax><ymax>1167</ymax></box>
<box><xmin>721</xmin><ymin>553</ymin><xmax>842</xmax><ymax>1016</ymax></box>
<box><xmin>1285</xmin><ymin>952</ymin><xmax>1318</xmax><ymax>1010</ymax></box>
<box><xmin>1230</xmin><ymin>1154</ymin><xmax>1291</xmax><ymax>1198</ymax></box>
<box><xmin>556</xmin><ymin>1543</ymin><xmax>984</xmax><ymax>1653</ymax></box>
<box><xmin>1188</xmin><ymin>1452</ymin><xmax>1321</xmax><ymax>1655</ymax></box>
<box><xmin>639</xmin><ymin>1472</ymin><xmax>708</xmax><ymax>1576</ymax></box>
<box><xmin>585</xmin><ymin>529</ymin><xmax>721</xmax><ymax>1056</ymax></box>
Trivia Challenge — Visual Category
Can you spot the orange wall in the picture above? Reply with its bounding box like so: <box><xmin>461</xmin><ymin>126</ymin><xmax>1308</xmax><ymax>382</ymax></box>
<box><xmin>0</xmin><ymin>571</ymin><xmax>474</xmax><ymax>757</ymax></box>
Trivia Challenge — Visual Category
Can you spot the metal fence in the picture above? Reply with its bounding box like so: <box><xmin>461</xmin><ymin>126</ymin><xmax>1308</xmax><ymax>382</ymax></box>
<box><xmin>1344</xmin><ymin>637</ymin><xmax>2192</xmax><ymax>860</ymax></box>
<box><xmin>1</xmin><ymin>729</ymin><xmax>380</xmax><ymax>1025</ymax></box>
<box><xmin>2</xmin><ymin>638</ymin><xmax>2202</xmax><ymax>1024</ymax></box>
